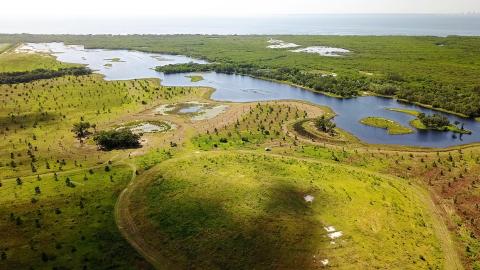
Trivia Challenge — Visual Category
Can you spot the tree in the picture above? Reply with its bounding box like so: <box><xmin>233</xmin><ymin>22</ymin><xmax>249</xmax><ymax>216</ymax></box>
<box><xmin>72</xmin><ymin>122</ymin><xmax>91</xmax><ymax>138</ymax></box>
<box><xmin>34</xmin><ymin>186</ymin><xmax>41</xmax><ymax>194</ymax></box>
<box><xmin>314</xmin><ymin>116</ymin><xmax>336</xmax><ymax>135</ymax></box>
<box><xmin>93</xmin><ymin>129</ymin><xmax>141</xmax><ymax>150</ymax></box>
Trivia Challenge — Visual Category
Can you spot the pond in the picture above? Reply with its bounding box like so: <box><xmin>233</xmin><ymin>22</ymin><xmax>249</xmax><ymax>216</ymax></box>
<box><xmin>19</xmin><ymin>42</ymin><xmax>480</xmax><ymax>148</ymax></box>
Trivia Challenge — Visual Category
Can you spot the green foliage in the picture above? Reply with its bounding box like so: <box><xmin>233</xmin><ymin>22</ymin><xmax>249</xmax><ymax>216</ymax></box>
<box><xmin>0</xmin><ymin>67</ymin><xmax>91</xmax><ymax>84</ymax></box>
<box><xmin>94</xmin><ymin>129</ymin><xmax>141</xmax><ymax>150</ymax></box>
<box><xmin>418</xmin><ymin>113</ymin><xmax>450</xmax><ymax>129</ymax></box>
<box><xmin>314</xmin><ymin>115</ymin><xmax>336</xmax><ymax>134</ymax></box>
<box><xmin>157</xmin><ymin>63</ymin><xmax>365</xmax><ymax>97</ymax></box>
<box><xmin>71</xmin><ymin>121</ymin><xmax>91</xmax><ymax>138</ymax></box>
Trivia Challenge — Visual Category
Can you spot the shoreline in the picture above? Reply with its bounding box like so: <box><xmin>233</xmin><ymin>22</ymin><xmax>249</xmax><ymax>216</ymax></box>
<box><xmin>50</xmin><ymin>40</ymin><xmax>477</xmax><ymax>120</ymax></box>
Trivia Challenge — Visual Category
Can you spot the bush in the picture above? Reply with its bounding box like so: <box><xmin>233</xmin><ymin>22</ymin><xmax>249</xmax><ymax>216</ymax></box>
<box><xmin>93</xmin><ymin>129</ymin><xmax>141</xmax><ymax>150</ymax></box>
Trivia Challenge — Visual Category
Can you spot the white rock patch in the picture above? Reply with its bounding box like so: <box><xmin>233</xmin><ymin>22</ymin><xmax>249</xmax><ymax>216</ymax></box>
<box><xmin>304</xmin><ymin>195</ymin><xmax>315</xmax><ymax>202</ymax></box>
<box><xmin>267</xmin><ymin>39</ymin><xmax>300</xmax><ymax>49</ymax></box>
<box><xmin>321</xmin><ymin>259</ymin><xmax>329</xmax><ymax>266</ymax></box>
<box><xmin>291</xmin><ymin>46</ymin><xmax>350</xmax><ymax>57</ymax></box>
<box><xmin>328</xmin><ymin>231</ymin><xmax>343</xmax><ymax>239</ymax></box>
<box><xmin>130</xmin><ymin>123</ymin><xmax>166</xmax><ymax>134</ymax></box>
<box><xmin>154</xmin><ymin>104</ymin><xmax>176</xmax><ymax>115</ymax></box>
<box><xmin>191</xmin><ymin>105</ymin><xmax>229</xmax><ymax>121</ymax></box>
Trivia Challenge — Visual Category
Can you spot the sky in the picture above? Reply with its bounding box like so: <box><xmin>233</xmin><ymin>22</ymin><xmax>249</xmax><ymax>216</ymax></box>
<box><xmin>2</xmin><ymin>0</ymin><xmax>480</xmax><ymax>18</ymax></box>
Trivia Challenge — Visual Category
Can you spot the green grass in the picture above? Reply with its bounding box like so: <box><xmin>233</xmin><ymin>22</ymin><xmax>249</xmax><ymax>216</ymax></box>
<box><xmin>360</xmin><ymin>116</ymin><xmax>413</xmax><ymax>135</ymax></box>
<box><xmin>0</xmin><ymin>71</ymin><xmax>206</xmax><ymax>178</ymax></box>
<box><xmin>0</xmin><ymin>53</ymin><xmax>75</xmax><ymax>72</ymax></box>
<box><xmin>185</xmin><ymin>75</ymin><xmax>204</xmax><ymax>82</ymax></box>
<box><xmin>0</xmin><ymin>164</ymin><xmax>150</xmax><ymax>269</ymax></box>
<box><xmin>132</xmin><ymin>152</ymin><xmax>444</xmax><ymax>269</ymax></box>
<box><xmin>387</xmin><ymin>108</ymin><xmax>421</xmax><ymax>117</ymax></box>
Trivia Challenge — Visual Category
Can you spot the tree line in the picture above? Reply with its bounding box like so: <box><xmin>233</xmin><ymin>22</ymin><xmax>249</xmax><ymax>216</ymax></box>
<box><xmin>156</xmin><ymin>63</ymin><xmax>366</xmax><ymax>98</ymax></box>
<box><xmin>0</xmin><ymin>67</ymin><xmax>91</xmax><ymax>84</ymax></box>
<box><xmin>157</xmin><ymin>63</ymin><xmax>480</xmax><ymax>117</ymax></box>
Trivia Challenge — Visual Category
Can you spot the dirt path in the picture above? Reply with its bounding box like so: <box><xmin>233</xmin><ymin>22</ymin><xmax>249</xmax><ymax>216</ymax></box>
<box><xmin>114</xmin><ymin>161</ymin><xmax>175</xmax><ymax>269</ymax></box>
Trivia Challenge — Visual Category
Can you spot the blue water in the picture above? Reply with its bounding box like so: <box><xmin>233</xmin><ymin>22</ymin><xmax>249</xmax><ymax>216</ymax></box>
<box><xmin>2</xmin><ymin>14</ymin><xmax>480</xmax><ymax>36</ymax></box>
<box><xmin>161</xmin><ymin>72</ymin><xmax>480</xmax><ymax>148</ymax></box>
<box><xmin>21</xmin><ymin>43</ymin><xmax>480</xmax><ymax>147</ymax></box>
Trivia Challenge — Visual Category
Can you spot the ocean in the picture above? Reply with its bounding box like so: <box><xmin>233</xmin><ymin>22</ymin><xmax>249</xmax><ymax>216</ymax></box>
<box><xmin>1</xmin><ymin>14</ymin><xmax>480</xmax><ymax>36</ymax></box>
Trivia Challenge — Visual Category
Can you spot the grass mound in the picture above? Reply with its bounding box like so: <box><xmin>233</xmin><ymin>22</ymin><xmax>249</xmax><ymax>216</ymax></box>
<box><xmin>132</xmin><ymin>152</ymin><xmax>443</xmax><ymax>269</ymax></box>
<box><xmin>360</xmin><ymin>116</ymin><xmax>413</xmax><ymax>135</ymax></box>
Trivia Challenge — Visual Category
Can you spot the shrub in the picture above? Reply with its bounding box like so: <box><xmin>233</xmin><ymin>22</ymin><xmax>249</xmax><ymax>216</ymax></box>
<box><xmin>94</xmin><ymin>129</ymin><xmax>141</xmax><ymax>150</ymax></box>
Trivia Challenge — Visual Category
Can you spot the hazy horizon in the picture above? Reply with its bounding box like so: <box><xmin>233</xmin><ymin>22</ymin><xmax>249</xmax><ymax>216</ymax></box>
<box><xmin>2</xmin><ymin>0</ymin><xmax>480</xmax><ymax>19</ymax></box>
<box><xmin>2</xmin><ymin>14</ymin><xmax>480</xmax><ymax>36</ymax></box>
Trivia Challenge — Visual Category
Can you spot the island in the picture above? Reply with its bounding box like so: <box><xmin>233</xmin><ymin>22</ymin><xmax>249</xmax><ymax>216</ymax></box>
<box><xmin>387</xmin><ymin>108</ymin><xmax>472</xmax><ymax>134</ymax></box>
<box><xmin>360</xmin><ymin>116</ymin><xmax>413</xmax><ymax>135</ymax></box>
<box><xmin>185</xmin><ymin>75</ymin><xmax>204</xmax><ymax>82</ymax></box>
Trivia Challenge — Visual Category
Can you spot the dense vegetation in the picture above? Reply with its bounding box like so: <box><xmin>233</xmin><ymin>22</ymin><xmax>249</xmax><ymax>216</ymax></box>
<box><xmin>94</xmin><ymin>129</ymin><xmax>141</xmax><ymax>150</ymax></box>
<box><xmin>1</xmin><ymin>34</ymin><xmax>478</xmax><ymax>116</ymax></box>
<box><xmin>418</xmin><ymin>113</ymin><xmax>451</xmax><ymax>128</ymax></box>
<box><xmin>156</xmin><ymin>63</ymin><xmax>365</xmax><ymax>97</ymax></box>
<box><xmin>0</xmin><ymin>67</ymin><xmax>91</xmax><ymax>84</ymax></box>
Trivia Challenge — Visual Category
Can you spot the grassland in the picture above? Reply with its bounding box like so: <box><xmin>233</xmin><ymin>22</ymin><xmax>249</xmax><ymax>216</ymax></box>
<box><xmin>387</xmin><ymin>108</ymin><xmax>421</xmax><ymax>116</ymax></box>
<box><xmin>129</xmin><ymin>152</ymin><xmax>443</xmax><ymax>269</ymax></box>
<box><xmin>0</xmin><ymin>51</ymin><xmax>213</xmax><ymax>269</ymax></box>
<box><xmin>360</xmin><ymin>116</ymin><xmax>413</xmax><ymax>135</ymax></box>
<box><xmin>0</xmin><ymin>52</ymin><xmax>75</xmax><ymax>72</ymax></box>
<box><xmin>0</xmin><ymin>46</ymin><xmax>479</xmax><ymax>270</ymax></box>
<box><xmin>0</xmin><ymin>164</ymin><xmax>151</xmax><ymax>269</ymax></box>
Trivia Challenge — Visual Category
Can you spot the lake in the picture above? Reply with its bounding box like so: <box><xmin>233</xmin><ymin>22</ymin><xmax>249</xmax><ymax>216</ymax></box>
<box><xmin>18</xmin><ymin>42</ymin><xmax>480</xmax><ymax>148</ymax></box>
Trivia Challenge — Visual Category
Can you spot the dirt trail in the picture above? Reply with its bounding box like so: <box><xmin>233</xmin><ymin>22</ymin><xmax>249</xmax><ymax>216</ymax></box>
<box><xmin>114</xmin><ymin>162</ymin><xmax>175</xmax><ymax>269</ymax></box>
